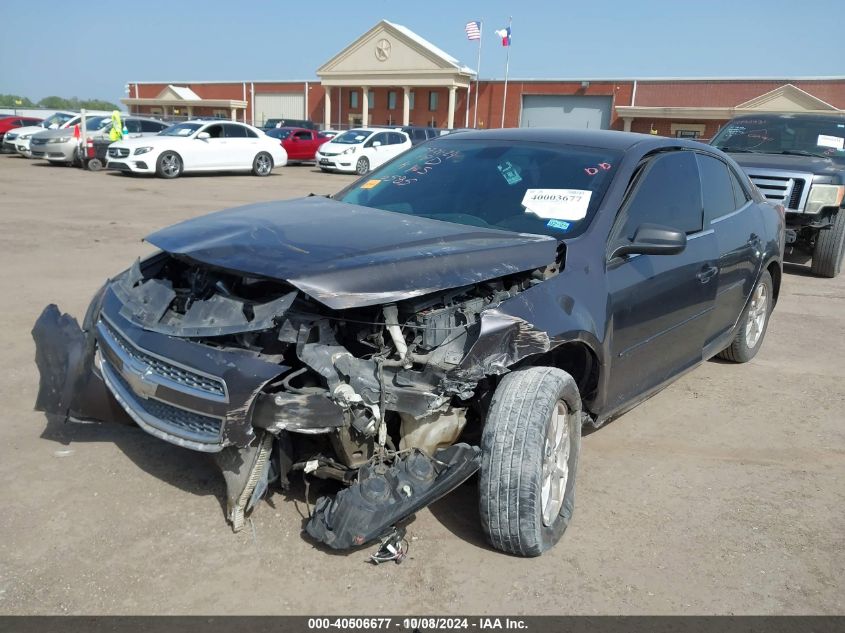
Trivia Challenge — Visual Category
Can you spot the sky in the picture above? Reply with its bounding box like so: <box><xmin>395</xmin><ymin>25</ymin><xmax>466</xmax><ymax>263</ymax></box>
<box><xmin>1</xmin><ymin>0</ymin><xmax>841</xmax><ymax>106</ymax></box>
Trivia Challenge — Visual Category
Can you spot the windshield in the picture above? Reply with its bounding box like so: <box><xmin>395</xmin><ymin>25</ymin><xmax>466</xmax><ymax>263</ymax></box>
<box><xmin>159</xmin><ymin>122</ymin><xmax>203</xmax><ymax>137</ymax></box>
<box><xmin>712</xmin><ymin>116</ymin><xmax>845</xmax><ymax>159</ymax></box>
<box><xmin>43</xmin><ymin>113</ymin><xmax>74</xmax><ymax>128</ymax></box>
<box><xmin>336</xmin><ymin>139</ymin><xmax>622</xmax><ymax>239</ymax></box>
<box><xmin>333</xmin><ymin>129</ymin><xmax>372</xmax><ymax>145</ymax></box>
<box><xmin>84</xmin><ymin>116</ymin><xmax>109</xmax><ymax>130</ymax></box>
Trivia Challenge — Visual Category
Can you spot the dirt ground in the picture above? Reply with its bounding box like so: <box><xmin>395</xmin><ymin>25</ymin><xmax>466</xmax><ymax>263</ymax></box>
<box><xmin>0</xmin><ymin>155</ymin><xmax>842</xmax><ymax>615</ymax></box>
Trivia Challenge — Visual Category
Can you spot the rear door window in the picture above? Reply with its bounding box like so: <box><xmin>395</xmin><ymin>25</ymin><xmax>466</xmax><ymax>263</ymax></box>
<box><xmin>697</xmin><ymin>153</ymin><xmax>737</xmax><ymax>222</ymax></box>
<box><xmin>223</xmin><ymin>124</ymin><xmax>249</xmax><ymax>138</ymax></box>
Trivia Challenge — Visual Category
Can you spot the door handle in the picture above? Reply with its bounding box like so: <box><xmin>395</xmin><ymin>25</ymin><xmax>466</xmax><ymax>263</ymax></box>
<box><xmin>697</xmin><ymin>264</ymin><xmax>718</xmax><ymax>283</ymax></box>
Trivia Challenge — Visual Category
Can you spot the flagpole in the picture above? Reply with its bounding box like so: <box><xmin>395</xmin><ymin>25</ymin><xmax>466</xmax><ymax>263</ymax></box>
<box><xmin>500</xmin><ymin>17</ymin><xmax>511</xmax><ymax>128</ymax></box>
<box><xmin>473</xmin><ymin>20</ymin><xmax>483</xmax><ymax>128</ymax></box>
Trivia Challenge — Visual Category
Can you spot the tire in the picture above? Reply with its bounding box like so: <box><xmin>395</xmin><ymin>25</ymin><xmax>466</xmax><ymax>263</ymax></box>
<box><xmin>479</xmin><ymin>366</ymin><xmax>582</xmax><ymax>557</ymax></box>
<box><xmin>156</xmin><ymin>151</ymin><xmax>182</xmax><ymax>179</ymax></box>
<box><xmin>86</xmin><ymin>158</ymin><xmax>104</xmax><ymax>172</ymax></box>
<box><xmin>718</xmin><ymin>270</ymin><xmax>773</xmax><ymax>363</ymax></box>
<box><xmin>252</xmin><ymin>152</ymin><xmax>273</xmax><ymax>177</ymax></box>
<box><xmin>355</xmin><ymin>156</ymin><xmax>370</xmax><ymax>175</ymax></box>
<box><xmin>810</xmin><ymin>210</ymin><xmax>845</xmax><ymax>278</ymax></box>
<box><xmin>320</xmin><ymin>167</ymin><xmax>332</xmax><ymax>173</ymax></box>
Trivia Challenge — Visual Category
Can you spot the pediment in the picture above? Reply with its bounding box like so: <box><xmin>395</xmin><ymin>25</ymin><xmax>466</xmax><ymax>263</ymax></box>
<box><xmin>318</xmin><ymin>20</ymin><xmax>467</xmax><ymax>76</ymax></box>
<box><xmin>738</xmin><ymin>83</ymin><xmax>837</xmax><ymax>111</ymax></box>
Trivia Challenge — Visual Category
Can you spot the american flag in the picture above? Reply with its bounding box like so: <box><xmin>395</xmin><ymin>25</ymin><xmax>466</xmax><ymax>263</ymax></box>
<box><xmin>465</xmin><ymin>21</ymin><xmax>481</xmax><ymax>40</ymax></box>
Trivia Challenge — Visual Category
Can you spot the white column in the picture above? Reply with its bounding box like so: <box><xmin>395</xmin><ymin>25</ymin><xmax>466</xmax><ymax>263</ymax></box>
<box><xmin>186</xmin><ymin>106</ymin><xmax>193</xmax><ymax>119</ymax></box>
<box><xmin>230</xmin><ymin>108</ymin><xmax>236</xmax><ymax>121</ymax></box>
<box><xmin>623</xmin><ymin>117</ymin><xmax>633</xmax><ymax>133</ymax></box>
<box><xmin>447</xmin><ymin>86</ymin><xmax>457</xmax><ymax>129</ymax></box>
<box><xmin>361</xmin><ymin>86</ymin><xmax>369</xmax><ymax>126</ymax></box>
<box><xmin>402</xmin><ymin>87</ymin><xmax>411</xmax><ymax>125</ymax></box>
<box><xmin>324</xmin><ymin>88</ymin><xmax>332</xmax><ymax>130</ymax></box>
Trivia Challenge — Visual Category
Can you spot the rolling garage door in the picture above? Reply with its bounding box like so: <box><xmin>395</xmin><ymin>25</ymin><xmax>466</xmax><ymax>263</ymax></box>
<box><xmin>520</xmin><ymin>95</ymin><xmax>612</xmax><ymax>130</ymax></box>
<box><xmin>253</xmin><ymin>92</ymin><xmax>305</xmax><ymax>126</ymax></box>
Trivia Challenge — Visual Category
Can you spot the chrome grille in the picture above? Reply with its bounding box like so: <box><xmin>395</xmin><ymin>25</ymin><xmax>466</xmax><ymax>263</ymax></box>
<box><xmin>30</xmin><ymin>137</ymin><xmax>47</xmax><ymax>146</ymax></box>
<box><xmin>319</xmin><ymin>151</ymin><xmax>339</xmax><ymax>157</ymax></box>
<box><xmin>99</xmin><ymin>319</ymin><xmax>226</xmax><ymax>398</ymax></box>
<box><xmin>108</xmin><ymin>147</ymin><xmax>130</xmax><ymax>158</ymax></box>
<box><xmin>747</xmin><ymin>169</ymin><xmax>810</xmax><ymax>211</ymax></box>
<box><xmin>104</xmin><ymin>361</ymin><xmax>223</xmax><ymax>444</ymax></box>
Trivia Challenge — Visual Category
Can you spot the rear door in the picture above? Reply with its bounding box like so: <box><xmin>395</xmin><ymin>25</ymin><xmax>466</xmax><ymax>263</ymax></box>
<box><xmin>697</xmin><ymin>153</ymin><xmax>762</xmax><ymax>343</ymax></box>
<box><xmin>606</xmin><ymin>150</ymin><xmax>720</xmax><ymax>410</ymax></box>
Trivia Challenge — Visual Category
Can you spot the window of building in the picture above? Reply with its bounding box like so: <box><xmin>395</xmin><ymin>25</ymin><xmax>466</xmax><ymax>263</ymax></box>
<box><xmin>409</xmin><ymin>91</ymin><xmax>415</xmax><ymax>110</ymax></box>
<box><xmin>388</xmin><ymin>91</ymin><xmax>397</xmax><ymax>110</ymax></box>
<box><xmin>428</xmin><ymin>91</ymin><xmax>439</xmax><ymax>111</ymax></box>
<box><xmin>212</xmin><ymin>109</ymin><xmax>228</xmax><ymax>119</ymax></box>
<box><xmin>350</xmin><ymin>90</ymin><xmax>359</xmax><ymax>109</ymax></box>
<box><xmin>368</xmin><ymin>90</ymin><xmax>375</xmax><ymax>108</ymax></box>
<box><xmin>670</xmin><ymin>122</ymin><xmax>707</xmax><ymax>139</ymax></box>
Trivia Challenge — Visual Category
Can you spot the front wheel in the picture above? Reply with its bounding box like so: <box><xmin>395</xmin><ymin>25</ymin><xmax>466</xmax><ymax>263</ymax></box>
<box><xmin>355</xmin><ymin>156</ymin><xmax>370</xmax><ymax>175</ymax></box>
<box><xmin>810</xmin><ymin>210</ymin><xmax>845</xmax><ymax>278</ymax></box>
<box><xmin>86</xmin><ymin>158</ymin><xmax>104</xmax><ymax>172</ymax></box>
<box><xmin>479</xmin><ymin>366</ymin><xmax>582</xmax><ymax>557</ymax></box>
<box><xmin>718</xmin><ymin>270</ymin><xmax>773</xmax><ymax>363</ymax></box>
<box><xmin>252</xmin><ymin>152</ymin><xmax>273</xmax><ymax>176</ymax></box>
<box><xmin>156</xmin><ymin>151</ymin><xmax>182</xmax><ymax>179</ymax></box>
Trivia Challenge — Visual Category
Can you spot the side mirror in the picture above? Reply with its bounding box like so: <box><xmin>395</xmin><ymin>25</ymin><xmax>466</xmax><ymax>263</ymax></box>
<box><xmin>612</xmin><ymin>223</ymin><xmax>687</xmax><ymax>258</ymax></box>
<box><xmin>372</xmin><ymin>141</ymin><xmax>382</xmax><ymax>148</ymax></box>
<box><xmin>196</xmin><ymin>131</ymin><xmax>210</xmax><ymax>140</ymax></box>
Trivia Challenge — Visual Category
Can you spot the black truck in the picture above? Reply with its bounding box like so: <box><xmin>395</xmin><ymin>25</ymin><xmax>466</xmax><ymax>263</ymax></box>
<box><xmin>712</xmin><ymin>113</ymin><xmax>845</xmax><ymax>277</ymax></box>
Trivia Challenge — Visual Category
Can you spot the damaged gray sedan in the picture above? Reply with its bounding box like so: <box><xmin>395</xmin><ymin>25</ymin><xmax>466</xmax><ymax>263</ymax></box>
<box><xmin>34</xmin><ymin>129</ymin><xmax>783</xmax><ymax>557</ymax></box>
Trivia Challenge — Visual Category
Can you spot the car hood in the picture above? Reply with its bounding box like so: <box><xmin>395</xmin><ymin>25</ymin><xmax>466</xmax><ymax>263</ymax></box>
<box><xmin>34</xmin><ymin>127</ymin><xmax>106</xmax><ymax>139</ymax></box>
<box><xmin>145</xmin><ymin>197</ymin><xmax>558</xmax><ymax>310</ymax></box>
<box><xmin>13</xmin><ymin>125</ymin><xmax>50</xmax><ymax>137</ymax></box>
<box><xmin>727</xmin><ymin>152</ymin><xmax>845</xmax><ymax>178</ymax></box>
<box><xmin>318</xmin><ymin>141</ymin><xmax>363</xmax><ymax>153</ymax></box>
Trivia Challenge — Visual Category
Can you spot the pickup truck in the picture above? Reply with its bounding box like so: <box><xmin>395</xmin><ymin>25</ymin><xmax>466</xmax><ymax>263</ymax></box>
<box><xmin>711</xmin><ymin>113</ymin><xmax>845</xmax><ymax>277</ymax></box>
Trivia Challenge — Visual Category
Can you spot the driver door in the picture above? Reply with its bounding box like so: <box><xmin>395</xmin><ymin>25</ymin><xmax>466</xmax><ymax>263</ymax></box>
<box><xmin>605</xmin><ymin>150</ymin><xmax>719</xmax><ymax>411</ymax></box>
<box><xmin>365</xmin><ymin>132</ymin><xmax>391</xmax><ymax>169</ymax></box>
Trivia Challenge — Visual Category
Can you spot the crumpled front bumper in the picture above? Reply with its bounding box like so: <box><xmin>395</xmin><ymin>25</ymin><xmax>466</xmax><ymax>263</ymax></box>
<box><xmin>33</xmin><ymin>284</ymin><xmax>289</xmax><ymax>452</ymax></box>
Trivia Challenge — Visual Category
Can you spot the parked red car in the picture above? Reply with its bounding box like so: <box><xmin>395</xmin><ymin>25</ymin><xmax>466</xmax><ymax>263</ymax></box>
<box><xmin>0</xmin><ymin>116</ymin><xmax>43</xmax><ymax>150</ymax></box>
<box><xmin>265</xmin><ymin>127</ymin><xmax>330</xmax><ymax>162</ymax></box>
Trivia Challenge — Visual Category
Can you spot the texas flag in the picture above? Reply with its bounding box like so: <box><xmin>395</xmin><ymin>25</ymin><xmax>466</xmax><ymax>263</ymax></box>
<box><xmin>495</xmin><ymin>25</ymin><xmax>511</xmax><ymax>47</ymax></box>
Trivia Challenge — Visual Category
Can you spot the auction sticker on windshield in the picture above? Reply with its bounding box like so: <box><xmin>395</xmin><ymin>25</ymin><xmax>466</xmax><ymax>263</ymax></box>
<box><xmin>522</xmin><ymin>189</ymin><xmax>592</xmax><ymax>221</ymax></box>
<box><xmin>817</xmin><ymin>134</ymin><xmax>844</xmax><ymax>150</ymax></box>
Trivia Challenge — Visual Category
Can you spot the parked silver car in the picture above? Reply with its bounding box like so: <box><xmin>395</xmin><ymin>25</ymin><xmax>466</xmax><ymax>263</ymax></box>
<box><xmin>30</xmin><ymin>116</ymin><xmax>170</xmax><ymax>166</ymax></box>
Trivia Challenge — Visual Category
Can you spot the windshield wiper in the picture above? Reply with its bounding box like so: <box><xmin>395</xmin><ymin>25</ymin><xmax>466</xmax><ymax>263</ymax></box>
<box><xmin>776</xmin><ymin>149</ymin><xmax>821</xmax><ymax>158</ymax></box>
<box><xmin>717</xmin><ymin>147</ymin><xmax>761</xmax><ymax>154</ymax></box>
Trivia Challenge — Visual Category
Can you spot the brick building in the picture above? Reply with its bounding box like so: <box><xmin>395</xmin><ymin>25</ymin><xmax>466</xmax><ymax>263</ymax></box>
<box><xmin>123</xmin><ymin>20</ymin><xmax>845</xmax><ymax>137</ymax></box>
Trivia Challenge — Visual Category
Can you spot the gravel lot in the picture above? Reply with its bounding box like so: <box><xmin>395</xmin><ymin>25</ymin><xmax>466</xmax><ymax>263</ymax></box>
<box><xmin>0</xmin><ymin>155</ymin><xmax>843</xmax><ymax>615</ymax></box>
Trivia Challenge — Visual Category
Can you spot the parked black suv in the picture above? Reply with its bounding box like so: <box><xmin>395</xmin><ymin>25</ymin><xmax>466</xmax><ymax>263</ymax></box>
<box><xmin>712</xmin><ymin>113</ymin><xmax>845</xmax><ymax>277</ymax></box>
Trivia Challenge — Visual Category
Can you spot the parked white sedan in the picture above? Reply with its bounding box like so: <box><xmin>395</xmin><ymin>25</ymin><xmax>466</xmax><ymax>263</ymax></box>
<box><xmin>316</xmin><ymin>128</ymin><xmax>411</xmax><ymax>174</ymax></box>
<box><xmin>106</xmin><ymin>120</ymin><xmax>287</xmax><ymax>178</ymax></box>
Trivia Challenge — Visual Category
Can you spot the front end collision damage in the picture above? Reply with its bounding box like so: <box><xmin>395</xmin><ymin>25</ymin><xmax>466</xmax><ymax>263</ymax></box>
<box><xmin>32</xmin><ymin>223</ymin><xmax>570</xmax><ymax>551</ymax></box>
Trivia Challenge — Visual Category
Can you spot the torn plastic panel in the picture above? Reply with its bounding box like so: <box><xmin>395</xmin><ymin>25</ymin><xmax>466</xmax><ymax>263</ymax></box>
<box><xmin>305</xmin><ymin>444</ymin><xmax>481</xmax><ymax>550</ymax></box>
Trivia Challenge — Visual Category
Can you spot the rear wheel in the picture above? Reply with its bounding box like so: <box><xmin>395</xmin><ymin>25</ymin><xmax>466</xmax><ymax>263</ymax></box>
<box><xmin>810</xmin><ymin>210</ymin><xmax>845</xmax><ymax>278</ymax></box>
<box><xmin>355</xmin><ymin>156</ymin><xmax>370</xmax><ymax>175</ymax></box>
<box><xmin>479</xmin><ymin>366</ymin><xmax>582</xmax><ymax>557</ymax></box>
<box><xmin>156</xmin><ymin>151</ymin><xmax>182</xmax><ymax>179</ymax></box>
<box><xmin>252</xmin><ymin>152</ymin><xmax>273</xmax><ymax>176</ymax></box>
<box><xmin>718</xmin><ymin>270</ymin><xmax>773</xmax><ymax>363</ymax></box>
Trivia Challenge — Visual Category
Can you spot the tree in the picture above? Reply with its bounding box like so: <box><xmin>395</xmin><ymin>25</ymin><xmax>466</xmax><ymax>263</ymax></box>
<box><xmin>0</xmin><ymin>94</ymin><xmax>35</xmax><ymax>107</ymax></box>
<box><xmin>38</xmin><ymin>96</ymin><xmax>120</xmax><ymax>111</ymax></box>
